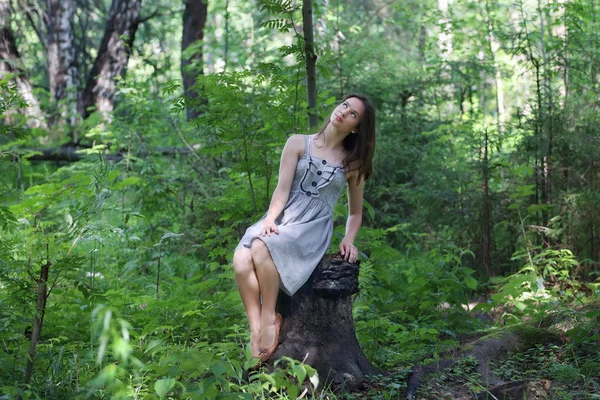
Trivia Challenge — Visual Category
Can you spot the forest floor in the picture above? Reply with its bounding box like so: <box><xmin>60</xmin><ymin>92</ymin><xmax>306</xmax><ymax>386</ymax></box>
<box><xmin>348</xmin><ymin>301</ymin><xmax>600</xmax><ymax>400</ymax></box>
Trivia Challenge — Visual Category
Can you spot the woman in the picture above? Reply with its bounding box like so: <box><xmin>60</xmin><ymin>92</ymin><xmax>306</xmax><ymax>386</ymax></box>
<box><xmin>233</xmin><ymin>94</ymin><xmax>376</xmax><ymax>363</ymax></box>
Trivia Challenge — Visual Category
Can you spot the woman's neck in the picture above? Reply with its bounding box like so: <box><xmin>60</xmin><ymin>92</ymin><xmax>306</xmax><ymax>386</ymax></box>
<box><xmin>318</xmin><ymin>125</ymin><xmax>346</xmax><ymax>151</ymax></box>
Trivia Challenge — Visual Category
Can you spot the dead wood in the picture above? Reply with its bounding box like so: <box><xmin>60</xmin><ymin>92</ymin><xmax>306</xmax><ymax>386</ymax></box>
<box><xmin>18</xmin><ymin>145</ymin><xmax>191</xmax><ymax>162</ymax></box>
<box><xmin>405</xmin><ymin>325</ymin><xmax>563</xmax><ymax>399</ymax></box>
<box><xmin>468</xmin><ymin>379</ymin><xmax>552</xmax><ymax>400</ymax></box>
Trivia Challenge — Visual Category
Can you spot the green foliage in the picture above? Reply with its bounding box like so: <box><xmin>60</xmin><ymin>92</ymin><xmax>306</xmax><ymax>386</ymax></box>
<box><xmin>0</xmin><ymin>77</ymin><xmax>28</xmax><ymax>139</ymax></box>
<box><xmin>351</xmin><ymin>228</ymin><xmax>480</xmax><ymax>367</ymax></box>
<box><xmin>3</xmin><ymin>0</ymin><xmax>600</xmax><ymax>398</ymax></box>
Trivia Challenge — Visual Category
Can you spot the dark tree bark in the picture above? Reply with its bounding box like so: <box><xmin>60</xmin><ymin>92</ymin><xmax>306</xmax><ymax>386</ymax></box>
<box><xmin>47</xmin><ymin>0</ymin><xmax>82</xmax><ymax>125</ymax></box>
<box><xmin>272</xmin><ymin>255</ymin><xmax>378</xmax><ymax>392</ymax></box>
<box><xmin>82</xmin><ymin>0</ymin><xmax>141</xmax><ymax>119</ymax></box>
<box><xmin>0</xmin><ymin>0</ymin><xmax>47</xmax><ymax>128</ymax></box>
<box><xmin>25</xmin><ymin>145</ymin><xmax>191</xmax><ymax>162</ymax></box>
<box><xmin>302</xmin><ymin>0</ymin><xmax>318</xmax><ymax>128</ymax></box>
<box><xmin>181</xmin><ymin>0</ymin><xmax>207</xmax><ymax>121</ymax></box>
<box><xmin>481</xmin><ymin>129</ymin><xmax>493</xmax><ymax>277</ymax></box>
<box><xmin>23</xmin><ymin>260</ymin><xmax>50</xmax><ymax>386</ymax></box>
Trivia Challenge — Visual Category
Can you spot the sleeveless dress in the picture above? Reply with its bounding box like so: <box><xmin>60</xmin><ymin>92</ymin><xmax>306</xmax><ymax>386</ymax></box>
<box><xmin>235</xmin><ymin>135</ymin><xmax>348</xmax><ymax>296</ymax></box>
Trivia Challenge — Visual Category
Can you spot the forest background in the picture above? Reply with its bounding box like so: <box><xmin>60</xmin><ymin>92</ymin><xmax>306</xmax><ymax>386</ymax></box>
<box><xmin>1</xmin><ymin>0</ymin><xmax>600</xmax><ymax>398</ymax></box>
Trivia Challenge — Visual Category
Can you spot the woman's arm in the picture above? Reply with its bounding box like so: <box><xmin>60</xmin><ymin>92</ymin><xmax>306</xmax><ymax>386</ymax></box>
<box><xmin>259</xmin><ymin>135</ymin><xmax>304</xmax><ymax>237</ymax></box>
<box><xmin>339</xmin><ymin>171</ymin><xmax>365</xmax><ymax>262</ymax></box>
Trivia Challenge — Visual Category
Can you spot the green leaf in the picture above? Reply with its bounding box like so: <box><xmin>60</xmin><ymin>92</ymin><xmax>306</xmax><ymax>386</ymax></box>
<box><xmin>514</xmin><ymin>301</ymin><xmax>527</xmax><ymax>311</ymax></box>
<box><xmin>465</xmin><ymin>276</ymin><xmax>478</xmax><ymax>290</ymax></box>
<box><xmin>260</xmin><ymin>373</ymin><xmax>277</xmax><ymax>387</ymax></box>
<box><xmin>308</xmin><ymin>369</ymin><xmax>319</xmax><ymax>389</ymax></box>
<box><xmin>210</xmin><ymin>362</ymin><xmax>227</xmax><ymax>377</ymax></box>
<box><xmin>293</xmin><ymin>364</ymin><xmax>306</xmax><ymax>384</ymax></box>
<box><xmin>287</xmin><ymin>384</ymin><xmax>298</xmax><ymax>399</ymax></box>
<box><xmin>155</xmin><ymin>378</ymin><xmax>176</xmax><ymax>399</ymax></box>
<box><xmin>160</xmin><ymin>232</ymin><xmax>185</xmax><ymax>242</ymax></box>
<box><xmin>110</xmin><ymin>177</ymin><xmax>141</xmax><ymax>190</ymax></box>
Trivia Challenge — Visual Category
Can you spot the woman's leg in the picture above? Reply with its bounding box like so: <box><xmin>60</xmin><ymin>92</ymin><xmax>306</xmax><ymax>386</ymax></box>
<box><xmin>250</xmin><ymin>239</ymin><xmax>281</xmax><ymax>351</ymax></box>
<box><xmin>233</xmin><ymin>247</ymin><xmax>262</xmax><ymax>357</ymax></box>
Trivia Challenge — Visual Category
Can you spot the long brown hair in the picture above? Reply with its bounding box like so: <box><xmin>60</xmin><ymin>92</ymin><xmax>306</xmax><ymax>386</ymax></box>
<box><xmin>316</xmin><ymin>93</ymin><xmax>376</xmax><ymax>183</ymax></box>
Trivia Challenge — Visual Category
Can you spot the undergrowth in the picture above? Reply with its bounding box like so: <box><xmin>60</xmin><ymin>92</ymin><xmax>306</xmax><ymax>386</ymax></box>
<box><xmin>2</xmin><ymin>26</ymin><xmax>600</xmax><ymax>400</ymax></box>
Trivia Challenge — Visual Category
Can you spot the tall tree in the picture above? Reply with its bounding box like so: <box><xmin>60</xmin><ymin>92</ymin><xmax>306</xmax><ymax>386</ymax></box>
<box><xmin>484</xmin><ymin>0</ymin><xmax>505</xmax><ymax>136</ymax></box>
<box><xmin>480</xmin><ymin>128</ymin><xmax>493</xmax><ymax>277</ymax></box>
<box><xmin>181</xmin><ymin>0</ymin><xmax>207</xmax><ymax>121</ymax></box>
<box><xmin>0</xmin><ymin>0</ymin><xmax>46</xmax><ymax>128</ymax></box>
<box><xmin>47</xmin><ymin>0</ymin><xmax>81</xmax><ymax>125</ymax></box>
<box><xmin>82</xmin><ymin>0</ymin><xmax>141</xmax><ymax>119</ymax></box>
<box><xmin>302</xmin><ymin>0</ymin><xmax>317</xmax><ymax>128</ymax></box>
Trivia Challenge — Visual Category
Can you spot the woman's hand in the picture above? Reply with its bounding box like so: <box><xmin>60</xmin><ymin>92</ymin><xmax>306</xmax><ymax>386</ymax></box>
<box><xmin>339</xmin><ymin>238</ymin><xmax>358</xmax><ymax>263</ymax></box>
<box><xmin>259</xmin><ymin>220</ymin><xmax>279</xmax><ymax>237</ymax></box>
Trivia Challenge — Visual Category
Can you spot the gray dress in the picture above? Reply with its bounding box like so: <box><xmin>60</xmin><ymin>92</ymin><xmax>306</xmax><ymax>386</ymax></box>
<box><xmin>235</xmin><ymin>135</ymin><xmax>347</xmax><ymax>296</ymax></box>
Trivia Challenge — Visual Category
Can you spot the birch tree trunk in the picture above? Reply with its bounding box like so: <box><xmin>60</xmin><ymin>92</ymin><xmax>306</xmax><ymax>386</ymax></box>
<box><xmin>182</xmin><ymin>0</ymin><xmax>208</xmax><ymax>121</ymax></box>
<box><xmin>47</xmin><ymin>0</ymin><xmax>81</xmax><ymax>126</ymax></box>
<box><xmin>0</xmin><ymin>0</ymin><xmax>47</xmax><ymax>128</ymax></box>
<box><xmin>82</xmin><ymin>0</ymin><xmax>141</xmax><ymax>119</ymax></box>
<box><xmin>485</xmin><ymin>1</ymin><xmax>505</xmax><ymax>137</ymax></box>
<box><xmin>437</xmin><ymin>0</ymin><xmax>454</xmax><ymax>115</ymax></box>
<box><xmin>438</xmin><ymin>0</ymin><xmax>453</xmax><ymax>58</ymax></box>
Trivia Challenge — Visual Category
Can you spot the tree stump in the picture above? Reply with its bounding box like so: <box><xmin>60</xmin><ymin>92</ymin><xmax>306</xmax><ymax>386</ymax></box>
<box><xmin>271</xmin><ymin>254</ymin><xmax>378</xmax><ymax>392</ymax></box>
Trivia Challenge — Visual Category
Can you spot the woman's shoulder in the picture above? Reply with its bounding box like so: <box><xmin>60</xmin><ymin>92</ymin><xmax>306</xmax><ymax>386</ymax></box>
<box><xmin>287</xmin><ymin>134</ymin><xmax>309</xmax><ymax>143</ymax></box>
<box><xmin>285</xmin><ymin>134</ymin><xmax>310</xmax><ymax>151</ymax></box>
<box><xmin>281</xmin><ymin>134</ymin><xmax>307</xmax><ymax>158</ymax></box>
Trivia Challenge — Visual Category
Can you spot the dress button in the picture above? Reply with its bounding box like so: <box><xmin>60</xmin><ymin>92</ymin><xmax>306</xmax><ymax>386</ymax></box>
<box><xmin>312</xmin><ymin>182</ymin><xmax>317</xmax><ymax>187</ymax></box>
<box><xmin>322</xmin><ymin>160</ymin><xmax>327</xmax><ymax>165</ymax></box>
<box><xmin>306</xmin><ymin>191</ymin><xmax>312</xmax><ymax>196</ymax></box>
<box><xmin>317</xmin><ymin>171</ymin><xmax>322</xmax><ymax>176</ymax></box>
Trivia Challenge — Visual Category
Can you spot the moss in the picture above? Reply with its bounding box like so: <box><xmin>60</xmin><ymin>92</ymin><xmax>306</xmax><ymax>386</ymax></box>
<box><xmin>512</xmin><ymin>325</ymin><xmax>562</xmax><ymax>347</ymax></box>
<box><xmin>462</xmin><ymin>324</ymin><xmax>562</xmax><ymax>353</ymax></box>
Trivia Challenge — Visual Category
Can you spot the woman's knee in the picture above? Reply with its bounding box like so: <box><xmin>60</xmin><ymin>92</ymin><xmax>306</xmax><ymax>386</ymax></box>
<box><xmin>250</xmin><ymin>239</ymin><xmax>270</xmax><ymax>265</ymax></box>
<box><xmin>233</xmin><ymin>248</ymin><xmax>254</xmax><ymax>276</ymax></box>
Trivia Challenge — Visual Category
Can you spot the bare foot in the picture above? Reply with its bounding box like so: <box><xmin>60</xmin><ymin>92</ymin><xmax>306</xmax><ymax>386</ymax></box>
<box><xmin>251</xmin><ymin>330</ymin><xmax>261</xmax><ymax>358</ymax></box>
<box><xmin>258</xmin><ymin>313</ymin><xmax>282</xmax><ymax>362</ymax></box>
<box><xmin>259</xmin><ymin>315</ymin><xmax>277</xmax><ymax>351</ymax></box>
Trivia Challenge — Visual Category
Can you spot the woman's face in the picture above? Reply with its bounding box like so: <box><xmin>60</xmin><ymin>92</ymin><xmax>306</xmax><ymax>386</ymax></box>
<box><xmin>330</xmin><ymin>97</ymin><xmax>365</xmax><ymax>134</ymax></box>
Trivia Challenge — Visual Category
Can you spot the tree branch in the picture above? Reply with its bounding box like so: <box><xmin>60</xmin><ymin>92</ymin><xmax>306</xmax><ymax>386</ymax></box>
<box><xmin>138</xmin><ymin>6</ymin><xmax>177</xmax><ymax>24</ymax></box>
<box><xmin>17</xmin><ymin>0</ymin><xmax>47</xmax><ymax>50</ymax></box>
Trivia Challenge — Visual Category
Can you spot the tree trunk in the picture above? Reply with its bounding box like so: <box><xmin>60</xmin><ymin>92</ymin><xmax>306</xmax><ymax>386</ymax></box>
<box><xmin>537</xmin><ymin>0</ymin><xmax>553</xmax><ymax>224</ymax></box>
<box><xmin>437</xmin><ymin>0</ymin><xmax>454</xmax><ymax>114</ymax></box>
<box><xmin>481</xmin><ymin>129</ymin><xmax>493</xmax><ymax>277</ymax></box>
<box><xmin>273</xmin><ymin>254</ymin><xmax>378</xmax><ymax>392</ymax></box>
<box><xmin>23</xmin><ymin>261</ymin><xmax>50</xmax><ymax>386</ymax></box>
<box><xmin>437</xmin><ymin>0</ymin><xmax>453</xmax><ymax>58</ymax></box>
<box><xmin>485</xmin><ymin>1</ymin><xmax>505</xmax><ymax>137</ymax></box>
<box><xmin>0</xmin><ymin>0</ymin><xmax>47</xmax><ymax>128</ymax></box>
<box><xmin>515</xmin><ymin>0</ymin><xmax>545</xmax><ymax>228</ymax></box>
<box><xmin>181</xmin><ymin>0</ymin><xmax>207</xmax><ymax>121</ymax></box>
<box><xmin>25</xmin><ymin>145</ymin><xmax>191</xmax><ymax>163</ymax></box>
<box><xmin>47</xmin><ymin>0</ymin><xmax>82</xmax><ymax>128</ymax></box>
<box><xmin>591</xmin><ymin>160</ymin><xmax>598</xmax><ymax>269</ymax></box>
<box><xmin>302</xmin><ymin>0</ymin><xmax>318</xmax><ymax>128</ymax></box>
<box><xmin>82</xmin><ymin>0</ymin><xmax>141</xmax><ymax>119</ymax></box>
